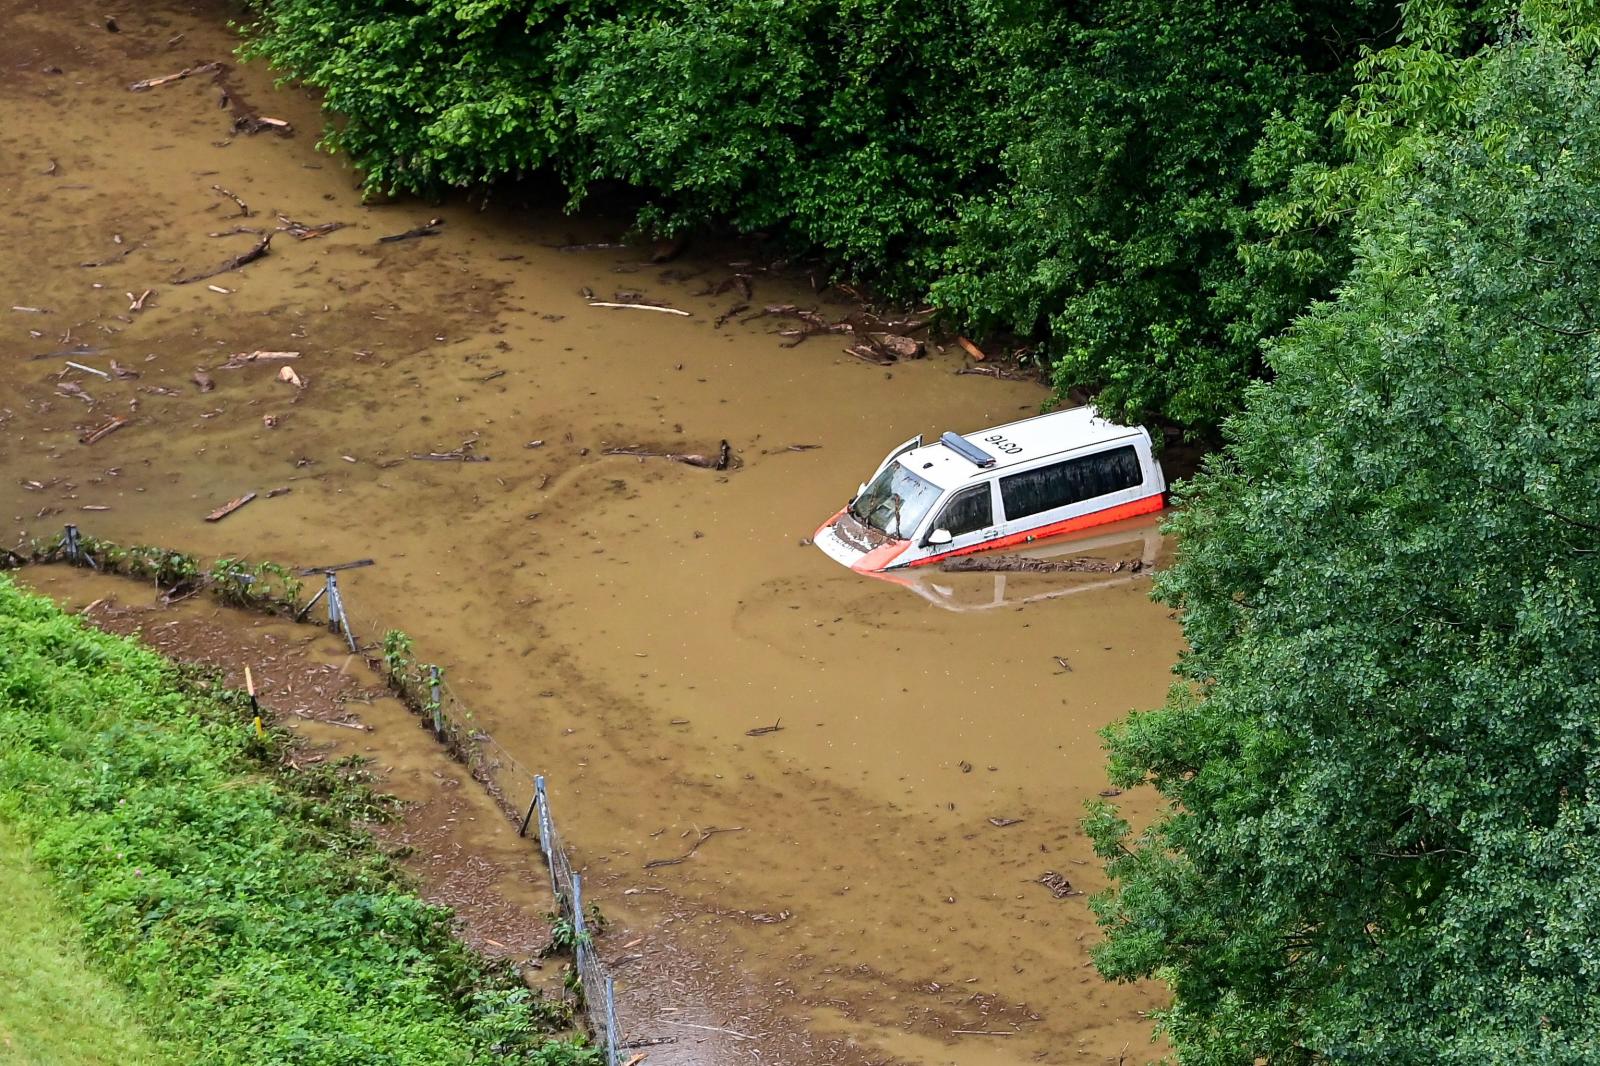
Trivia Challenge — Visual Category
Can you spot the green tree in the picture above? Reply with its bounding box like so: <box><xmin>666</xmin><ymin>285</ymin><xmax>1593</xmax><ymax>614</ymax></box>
<box><xmin>243</xmin><ymin>0</ymin><xmax>1400</xmax><ymax>430</ymax></box>
<box><xmin>241</xmin><ymin>0</ymin><xmax>622</xmax><ymax>195</ymax></box>
<box><xmin>932</xmin><ymin>0</ymin><xmax>1396</xmax><ymax>428</ymax></box>
<box><xmin>1090</xmin><ymin>25</ymin><xmax>1600</xmax><ymax>1064</ymax></box>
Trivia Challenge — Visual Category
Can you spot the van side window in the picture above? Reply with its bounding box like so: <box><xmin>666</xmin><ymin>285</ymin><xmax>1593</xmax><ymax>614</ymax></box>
<box><xmin>934</xmin><ymin>484</ymin><xmax>992</xmax><ymax>538</ymax></box>
<box><xmin>999</xmin><ymin>445</ymin><xmax>1142</xmax><ymax>521</ymax></box>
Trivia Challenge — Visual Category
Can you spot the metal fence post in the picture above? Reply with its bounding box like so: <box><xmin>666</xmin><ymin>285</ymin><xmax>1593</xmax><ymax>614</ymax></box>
<box><xmin>429</xmin><ymin>666</ymin><xmax>443</xmax><ymax>736</ymax></box>
<box><xmin>63</xmin><ymin>523</ymin><xmax>99</xmax><ymax>570</ymax></box>
<box><xmin>327</xmin><ymin>572</ymin><xmax>357</xmax><ymax>653</ymax></box>
<box><xmin>604</xmin><ymin>977</ymin><xmax>620</xmax><ymax>1066</ymax></box>
<box><xmin>572</xmin><ymin>873</ymin><xmax>586</xmax><ymax>967</ymax></box>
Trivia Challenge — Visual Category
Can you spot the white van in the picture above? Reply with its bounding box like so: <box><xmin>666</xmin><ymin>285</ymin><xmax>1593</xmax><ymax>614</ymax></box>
<box><xmin>813</xmin><ymin>407</ymin><xmax>1166</xmax><ymax>573</ymax></box>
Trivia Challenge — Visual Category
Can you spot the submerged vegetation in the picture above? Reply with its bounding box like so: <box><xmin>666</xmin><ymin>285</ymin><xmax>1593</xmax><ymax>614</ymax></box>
<box><xmin>0</xmin><ymin>575</ymin><xmax>596</xmax><ymax>1065</ymax></box>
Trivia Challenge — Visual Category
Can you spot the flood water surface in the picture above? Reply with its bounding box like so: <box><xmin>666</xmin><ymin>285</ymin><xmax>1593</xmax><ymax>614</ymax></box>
<box><xmin>0</xmin><ymin>3</ymin><xmax>1180</xmax><ymax>1061</ymax></box>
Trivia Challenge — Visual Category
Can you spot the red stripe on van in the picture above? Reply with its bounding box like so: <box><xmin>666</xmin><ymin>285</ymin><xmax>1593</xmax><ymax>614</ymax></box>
<box><xmin>853</xmin><ymin>539</ymin><xmax>912</xmax><ymax>572</ymax></box>
<box><xmin>897</xmin><ymin>492</ymin><xmax>1165</xmax><ymax>570</ymax></box>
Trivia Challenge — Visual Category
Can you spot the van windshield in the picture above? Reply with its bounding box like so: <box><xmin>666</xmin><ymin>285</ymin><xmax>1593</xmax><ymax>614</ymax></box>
<box><xmin>850</xmin><ymin>462</ymin><xmax>942</xmax><ymax>540</ymax></box>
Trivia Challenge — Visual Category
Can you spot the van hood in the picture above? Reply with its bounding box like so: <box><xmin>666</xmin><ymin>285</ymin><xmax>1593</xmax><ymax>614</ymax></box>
<box><xmin>814</xmin><ymin>510</ymin><xmax>912</xmax><ymax>572</ymax></box>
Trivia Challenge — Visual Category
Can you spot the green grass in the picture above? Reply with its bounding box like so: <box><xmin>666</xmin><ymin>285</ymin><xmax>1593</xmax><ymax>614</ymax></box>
<box><xmin>0</xmin><ymin>574</ymin><xmax>595</xmax><ymax>1066</ymax></box>
<box><xmin>0</xmin><ymin>821</ymin><xmax>181</xmax><ymax>1066</ymax></box>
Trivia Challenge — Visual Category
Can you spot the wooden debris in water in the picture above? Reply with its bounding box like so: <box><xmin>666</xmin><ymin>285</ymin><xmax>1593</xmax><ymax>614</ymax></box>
<box><xmin>745</xmin><ymin>718</ymin><xmax>783</xmax><ymax>736</ymax></box>
<box><xmin>205</xmin><ymin>491</ymin><xmax>257</xmax><ymax>523</ymax></box>
<box><xmin>64</xmin><ymin>360</ymin><xmax>109</xmax><ymax>379</ymax></box>
<box><xmin>410</xmin><ymin>450</ymin><xmax>489</xmax><ymax>463</ymax></box>
<box><xmin>643</xmin><ymin>826</ymin><xmax>745</xmax><ymax>869</ymax></box>
<box><xmin>588</xmin><ymin>301</ymin><xmax>691</xmax><ymax>316</ymax></box>
<box><xmin>127</xmin><ymin>289</ymin><xmax>153</xmax><ymax>312</ymax></box>
<box><xmin>954</xmin><ymin>365</ymin><xmax>1032</xmax><ymax>381</ymax></box>
<box><xmin>276</xmin><ymin>214</ymin><xmax>346</xmax><ymax>240</ymax></box>
<box><xmin>955</xmin><ymin>335</ymin><xmax>987</xmax><ymax>361</ymax></box>
<box><xmin>1037</xmin><ymin>871</ymin><xmax>1079</xmax><ymax>899</ymax></box>
<box><xmin>602</xmin><ymin>439</ymin><xmax>731</xmax><ymax>470</ymax></box>
<box><xmin>127</xmin><ymin>62</ymin><xmax>223</xmax><ymax>92</ymax></box>
<box><xmin>191</xmin><ymin>369</ymin><xmax>215</xmax><ymax>393</ymax></box>
<box><xmin>212</xmin><ymin>183</ymin><xmax>250</xmax><ymax>218</ymax></box>
<box><xmin>55</xmin><ymin>381</ymin><xmax>93</xmax><ymax>404</ymax></box>
<box><xmin>219</xmin><ymin>350</ymin><xmax>299</xmax><ymax>369</ymax></box>
<box><xmin>79</xmin><ymin>415</ymin><xmax>129</xmax><ymax>445</ymax></box>
<box><xmin>377</xmin><ymin>218</ymin><xmax>444</xmax><ymax>243</ymax></box>
<box><xmin>988</xmin><ymin>817</ymin><xmax>1024</xmax><ymax>828</ymax></box>
<box><xmin>173</xmin><ymin>232</ymin><xmax>271</xmax><ymax>285</ymax></box>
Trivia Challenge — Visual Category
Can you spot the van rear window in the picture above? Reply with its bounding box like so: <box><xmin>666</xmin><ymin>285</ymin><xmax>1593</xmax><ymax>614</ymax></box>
<box><xmin>999</xmin><ymin>446</ymin><xmax>1142</xmax><ymax>521</ymax></box>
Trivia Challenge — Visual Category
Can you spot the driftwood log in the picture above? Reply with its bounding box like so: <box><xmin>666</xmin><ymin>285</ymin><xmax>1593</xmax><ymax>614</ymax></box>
<box><xmin>377</xmin><ymin>219</ymin><xmax>443</xmax><ymax>243</ymax></box>
<box><xmin>173</xmin><ymin>232</ymin><xmax>271</xmax><ymax>285</ymax></box>
<box><xmin>603</xmin><ymin>439</ymin><xmax>731</xmax><ymax>471</ymax></box>
<box><xmin>938</xmin><ymin>554</ymin><xmax>1144</xmax><ymax>574</ymax></box>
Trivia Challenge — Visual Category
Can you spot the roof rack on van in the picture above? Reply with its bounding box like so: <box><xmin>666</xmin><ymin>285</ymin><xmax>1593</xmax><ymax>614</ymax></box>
<box><xmin>939</xmin><ymin>431</ymin><xmax>996</xmax><ymax>468</ymax></box>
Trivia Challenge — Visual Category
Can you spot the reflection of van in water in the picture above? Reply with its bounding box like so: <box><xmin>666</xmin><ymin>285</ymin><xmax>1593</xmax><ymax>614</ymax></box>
<box><xmin>813</xmin><ymin>407</ymin><xmax>1166</xmax><ymax>573</ymax></box>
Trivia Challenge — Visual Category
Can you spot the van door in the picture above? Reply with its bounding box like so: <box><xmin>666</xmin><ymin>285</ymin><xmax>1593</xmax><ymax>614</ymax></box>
<box><xmin>909</xmin><ymin>482</ymin><xmax>998</xmax><ymax>564</ymax></box>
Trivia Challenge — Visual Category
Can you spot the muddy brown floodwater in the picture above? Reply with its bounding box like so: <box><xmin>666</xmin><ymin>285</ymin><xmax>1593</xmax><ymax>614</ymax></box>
<box><xmin>0</xmin><ymin>2</ymin><xmax>1183</xmax><ymax>1063</ymax></box>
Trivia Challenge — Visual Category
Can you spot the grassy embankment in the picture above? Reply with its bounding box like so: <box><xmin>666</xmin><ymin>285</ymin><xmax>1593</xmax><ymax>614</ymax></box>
<box><xmin>0</xmin><ymin>821</ymin><xmax>182</xmax><ymax>1065</ymax></box>
<box><xmin>0</xmin><ymin>573</ymin><xmax>595</xmax><ymax>1066</ymax></box>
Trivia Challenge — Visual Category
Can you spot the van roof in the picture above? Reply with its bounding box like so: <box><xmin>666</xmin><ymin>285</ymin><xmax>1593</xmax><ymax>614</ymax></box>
<box><xmin>897</xmin><ymin>407</ymin><xmax>1145</xmax><ymax>491</ymax></box>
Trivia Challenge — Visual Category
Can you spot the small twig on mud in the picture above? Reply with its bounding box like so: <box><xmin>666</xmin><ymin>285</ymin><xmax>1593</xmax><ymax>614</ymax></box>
<box><xmin>952</xmin><ymin>1030</ymin><xmax>1014</xmax><ymax>1037</ymax></box>
<box><xmin>643</xmin><ymin>826</ymin><xmax>745</xmax><ymax>869</ymax></box>
<box><xmin>745</xmin><ymin>718</ymin><xmax>783</xmax><ymax>737</ymax></box>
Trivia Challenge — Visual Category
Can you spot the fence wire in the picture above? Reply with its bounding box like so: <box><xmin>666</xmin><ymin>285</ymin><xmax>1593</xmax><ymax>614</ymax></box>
<box><xmin>294</xmin><ymin>574</ymin><xmax>626</xmax><ymax>1065</ymax></box>
<box><xmin>31</xmin><ymin>531</ymin><xmax>627</xmax><ymax>1062</ymax></box>
<box><xmin>38</xmin><ymin>533</ymin><xmax>626</xmax><ymax>1066</ymax></box>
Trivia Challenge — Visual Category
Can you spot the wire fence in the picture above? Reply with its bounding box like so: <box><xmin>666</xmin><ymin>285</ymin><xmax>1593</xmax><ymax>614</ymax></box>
<box><xmin>30</xmin><ymin>527</ymin><xmax>626</xmax><ymax>1066</ymax></box>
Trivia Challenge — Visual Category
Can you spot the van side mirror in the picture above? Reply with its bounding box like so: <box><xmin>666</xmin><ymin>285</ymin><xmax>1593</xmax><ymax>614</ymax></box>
<box><xmin>925</xmin><ymin>528</ymin><xmax>953</xmax><ymax>546</ymax></box>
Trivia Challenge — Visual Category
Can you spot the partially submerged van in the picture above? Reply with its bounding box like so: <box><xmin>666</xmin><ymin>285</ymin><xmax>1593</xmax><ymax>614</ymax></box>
<box><xmin>813</xmin><ymin>407</ymin><xmax>1165</xmax><ymax>573</ymax></box>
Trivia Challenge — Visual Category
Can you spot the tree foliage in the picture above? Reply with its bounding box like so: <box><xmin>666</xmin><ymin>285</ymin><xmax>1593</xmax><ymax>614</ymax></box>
<box><xmin>1090</xmin><ymin>23</ymin><xmax>1600</xmax><ymax>1063</ymax></box>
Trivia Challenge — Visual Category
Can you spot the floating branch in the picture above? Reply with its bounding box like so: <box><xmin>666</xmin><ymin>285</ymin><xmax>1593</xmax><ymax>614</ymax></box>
<box><xmin>173</xmin><ymin>232</ymin><xmax>271</xmax><ymax>285</ymax></box>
